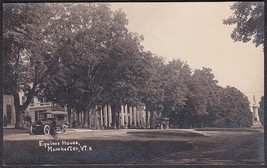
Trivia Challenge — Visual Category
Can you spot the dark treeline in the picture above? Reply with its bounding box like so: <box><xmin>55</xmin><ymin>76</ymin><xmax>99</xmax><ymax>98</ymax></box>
<box><xmin>3</xmin><ymin>3</ymin><xmax>252</xmax><ymax>128</ymax></box>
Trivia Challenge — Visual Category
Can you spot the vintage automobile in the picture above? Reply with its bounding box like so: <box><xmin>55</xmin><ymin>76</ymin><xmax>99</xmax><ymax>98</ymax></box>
<box><xmin>30</xmin><ymin>111</ymin><xmax>68</xmax><ymax>135</ymax></box>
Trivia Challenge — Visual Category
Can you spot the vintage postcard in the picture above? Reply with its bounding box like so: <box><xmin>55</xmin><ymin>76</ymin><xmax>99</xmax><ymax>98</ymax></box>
<box><xmin>2</xmin><ymin>1</ymin><xmax>264</xmax><ymax>166</ymax></box>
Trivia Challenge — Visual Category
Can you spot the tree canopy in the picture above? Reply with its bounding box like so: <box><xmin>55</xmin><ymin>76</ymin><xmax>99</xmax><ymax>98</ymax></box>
<box><xmin>3</xmin><ymin>3</ymin><xmax>53</xmax><ymax>128</ymax></box>
<box><xmin>4</xmin><ymin>3</ymin><xmax>253</xmax><ymax>129</ymax></box>
<box><xmin>223</xmin><ymin>2</ymin><xmax>264</xmax><ymax>48</ymax></box>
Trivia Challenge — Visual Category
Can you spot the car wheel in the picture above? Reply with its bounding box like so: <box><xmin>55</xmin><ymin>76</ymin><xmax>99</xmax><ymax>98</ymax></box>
<box><xmin>30</xmin><ymin>125</ymin><xmax>34</xmax><ymax>135</ymax></box>
<box><xmin>62</xmin><ymin>125</ymin><xmax>68</xmax><ymax>134</ymax></box>
<box><xmin>44</xmin><ymin>125</ymin><xmax>50</xmax><ymax>135</ymax></box>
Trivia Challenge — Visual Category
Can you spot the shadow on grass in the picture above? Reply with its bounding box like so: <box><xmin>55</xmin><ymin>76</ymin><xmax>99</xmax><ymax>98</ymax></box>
<box><xmin>127</xmin><ymin>130</ymin><xmax>204</xmax><ymax>138</ymax></box>
<box><xmin>3</xmin><ymin>128</ymin><xmax>30</xmax><ymax>136</ymax></box>
<box><xmin>3</xmin><ymin>139</ymin><xmax>193</xmax><ymax>165</ymax></box>
<box><xmin>194</xmin><ymin>128</ymin><xmax>262</xmax><ymax>132</ymax></box>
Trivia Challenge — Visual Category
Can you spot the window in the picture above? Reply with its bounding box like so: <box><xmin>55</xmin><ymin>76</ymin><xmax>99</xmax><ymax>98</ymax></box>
<box><xmin>6</xmin><ymin>105</ymin><xmax>12</xmax><ymax>124</ymax></box>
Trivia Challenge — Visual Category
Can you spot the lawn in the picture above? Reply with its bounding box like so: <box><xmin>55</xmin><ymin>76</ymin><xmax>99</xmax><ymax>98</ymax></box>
<box><xmin>3</xmin><ymin>128</ymin><xmax>264</xmax><ymax>165</ymax></box>
<box><xmin>3</xmin><ymin>128</ymin><xmax>30</xmax><ymax>136</ymax></box>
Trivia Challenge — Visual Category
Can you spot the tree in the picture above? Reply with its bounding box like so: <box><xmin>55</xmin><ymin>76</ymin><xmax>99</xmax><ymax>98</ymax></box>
<box><xmin>161</xmin><ymin>59</ymin><xmax>191</xmax><ymax>128</ymax></box>
<box><xmin>100</xmin><ymin>32</ymin><xmax>146</xmax><ymax>128</ymax></box>
<box><xmin>140</xmin><ymin>52</ymin><xmax>165</xmax><ymax>128</ymax></box>
<box><xmin>185</xmin><ymin>67</ymin><xmax>218</xmax><ymax>128</ymax></box>
<box><xmin>212</xmin><ymin>86</ymin><xmax>252</xmax><ymax>128</ymax></box>
<box><xmin>38</xmin><ymin>3</ymin><xmax>131</xmax><ymax>126</ymax></box>
<box><xmin>39</xmin><ymin>4</ymin><xmax>146</xmax><ymax>128</ymax></box>
<box><xmin>223</xmin><ymin>2</ymin><xmax>264</xmax><ymax>48</ymax></box>
<box><xmin>3</xmin><ymin>3</ymin><xmax>53</xmax><ymax>128</ymax></box>
<box><xmin>258</xmin><ymin>96</ymin><xmax>264</xmax><ymax>125</ymax></box>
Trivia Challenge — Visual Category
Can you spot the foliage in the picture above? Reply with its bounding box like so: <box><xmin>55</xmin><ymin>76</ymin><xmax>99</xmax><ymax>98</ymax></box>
<box><xmin>4</xmin><ymin>3</ymin><xmax>254</xmax><ymax>128</ymax></box>
<box><xmin>140</xmin><ymin>52</ymin><xmax>165</xmax><ymax>111</ymax></box>
<box><xmin>258</xmin><ymin>96</ymin><xmax>264</xmax><ymax>125</ymax></box>
<box><xmin>223</xmin><ymin>2</ymin><xmax>264</xmax><ymax>48</ymax></box>
<box><xmin>37</xmin><ymin>4</ymin><xmax>146</xmax><ymax>128</ymax></box>
<box><xmin>212</xmin><ymin>86</ymin><xmax>252</xmax><ymax>128</ymax></box>
<box><xmin>161</xmin><ymin>59</ymin><xmax>191</xmax><ymax>128</ymax></box>
<box><xmin>184</xmin><ymin>68</ymin><xmax>218</xmax><ymax>128</ymax></box>
<box><xmin>100</xmin><ymin>32</ymin><xmax>146</xmax><ymax>107</ymax></box>
<box><xmin>3</xmin><ymin>3</ymin><xmax>52</xmax><ymax>128</ymax></box>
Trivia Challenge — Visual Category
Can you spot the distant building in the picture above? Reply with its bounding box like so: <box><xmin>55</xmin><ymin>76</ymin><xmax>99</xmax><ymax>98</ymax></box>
<box><xmin>3</xmin><ymin>94</ymin><xmax>65</xmax><ymax>125</ymax></box>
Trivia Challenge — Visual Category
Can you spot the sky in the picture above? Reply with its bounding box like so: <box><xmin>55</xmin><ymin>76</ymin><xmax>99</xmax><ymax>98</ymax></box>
<box><xmin>110</xmin><ymin>2</ymin><xmax>264</xmax><ymax>107</ymax></box>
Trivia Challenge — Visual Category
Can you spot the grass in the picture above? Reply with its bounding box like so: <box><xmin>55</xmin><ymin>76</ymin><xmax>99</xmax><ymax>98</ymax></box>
<box><xmin>127</xmin><ymin>130</ymin><xmax>204</xmax><ymax>138</ymax></box>
<box><xmin>194</xmin><ymin>127</ymin><xmax>262</xmax><ymax>132</ymax></box>
<box><xmin>3</xmin><ymin>128</ymin><xmax>264</xmax><ymax>165</ymax></box>
<box><xmin>3</xmin><ymin>128</ymin><xmax>30</xmax><ymax>136</ymax></box>
<box><xmin>3</xmin><ymin>140</ymin><xmax>193</xmax><ymax>165</ymax></box>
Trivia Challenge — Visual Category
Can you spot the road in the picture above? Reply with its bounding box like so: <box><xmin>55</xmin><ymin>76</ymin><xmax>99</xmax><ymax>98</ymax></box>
<box><xmin>3</xmin><ymin>128</ymin><xmax>264</xmax><ymax>165</ymax></box>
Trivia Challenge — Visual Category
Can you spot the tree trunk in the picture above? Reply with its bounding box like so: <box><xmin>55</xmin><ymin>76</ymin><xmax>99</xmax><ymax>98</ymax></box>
<box><xmin>81</xmin><ymin>109</ymin><xmax>85</xmax><ymax>128</ymax></box>
<box><xmin>67</xmin><ymin>106</ymin><xmax>72</xmax><ymax>128</ymax></box>
<box><xmin>111</xmin><ymin>104</ymin><xmax>116</xmax><ymax>129</ymax></box>
<box><xmin>179</xmin><ymin>112</ymin><xmax>186</xmax><ymax>129</ymax></box>
<box><xmin>145</xmin><ymin>107</ymin><xmax>148</xmax><ymax>129</ymax></box>
<box><xmin>15</xmin><ymin>110</ymin><xmax>23</xmax><ymax>128</ymax></box>
<box><xmin>87</xmin><ymin>108</ymin><xmax>93</xmax><ymax>128</ymax></box>
<box><xmin>13</xmin><ymin>77</ymin><xmax>37</xmax><ymax>128</ymax></box>
<box><xmin>116</xmin><ymin>104</ymin><xmax>120</xmax><ymax>129</ymax></box>
<box><xmin>77</xmin><ymin>111</ymin><xmax>80</xmax><ymax>123</ymax></box>
<box><xmin>150</xmin><ymin>111</ymin><xmax>154</xmax><ymax>129</ymax></box>
<box><xmin>83</xmin><ymin>109</ymin><xmax>89</xmax><ymax>128</ymax></box>
<box><xmin>13</xmin><ymin>92</ymin><xmax>23</xmax><ymax>128</ymax></box>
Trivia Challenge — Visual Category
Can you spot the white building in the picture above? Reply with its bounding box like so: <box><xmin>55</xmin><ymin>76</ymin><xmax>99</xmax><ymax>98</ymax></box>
<box><xmin>3</xmin><ymin>94</ymin><xmax>161</xmax><ymax>129</ymax></box>
<box><xmin>3</xmin><ymin>95</ymin><xmax>16</xmax><ymax>124</ymax></box>
<box><xmin>3</xmin><ymin>93</ymin><xmax>65</xmax><ymax>125</ymax></box>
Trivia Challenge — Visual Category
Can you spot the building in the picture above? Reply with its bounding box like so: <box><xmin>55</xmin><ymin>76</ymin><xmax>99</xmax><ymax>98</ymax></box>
<box><xmin>27</xmin><ymin>97</ymin><xmax>65</xmax><ymax>123</ymax></box>
<box><xmin>69</xmin><ymin>104</ymin><xmax>148</xmax><ymax>129</ymax></box>
<box><xmin>3</xmin><ymin>94</ymin><xmax>65</xmax><ymax>126</ymax></box>
<box><xmin>3</xmin><ymin>95</ymin><xmax>16</xmax><ymax>125</ymax></box>
<box><xmin>3</xmin><ymin>94</ymin><xmax>164</xmax><ymax>129</ymax></box>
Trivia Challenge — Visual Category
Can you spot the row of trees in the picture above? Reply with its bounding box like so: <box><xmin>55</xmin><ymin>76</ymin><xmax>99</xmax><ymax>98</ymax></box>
<box><xmin>4</xmin><ymin>3</ymin><xmax>253</xmax><ymax>128</ymax></box>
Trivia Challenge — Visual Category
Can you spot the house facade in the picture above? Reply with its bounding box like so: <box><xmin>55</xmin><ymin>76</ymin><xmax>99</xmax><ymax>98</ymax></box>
<box><xmin>3</xmin><ymin>93</ymin><xmax>65</xmax><ymax>126</ymax></box>
<box><xmin>3</xmin><ymin>94</ymin><xmax>164</xmax><ymax>129</ymax></box>
<box><xmin>3</xmin><ymin>95</ymin><xmax>16</xmax><ymax>125</ymax></box>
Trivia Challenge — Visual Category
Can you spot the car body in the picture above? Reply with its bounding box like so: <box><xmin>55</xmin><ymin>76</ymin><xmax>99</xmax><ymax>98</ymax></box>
<box><xmin>30</xmin><ymin>111</ymin><xmax>68</xmax><ymax>135</ymax></box>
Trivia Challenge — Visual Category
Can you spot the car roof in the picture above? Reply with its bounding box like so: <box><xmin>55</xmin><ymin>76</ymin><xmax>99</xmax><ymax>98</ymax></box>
<box><xmin>40</xmin><ymin>111</ymin><xmax>67</xmax><ymax>115</ymax></box>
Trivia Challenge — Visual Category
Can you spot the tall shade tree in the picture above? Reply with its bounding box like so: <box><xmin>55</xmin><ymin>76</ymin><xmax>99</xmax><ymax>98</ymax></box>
<box><xmin>3</xmin><ymin>3</ymin><xmax>53</xmax><ymax>128</ymax></box>
<box><xmin>39</xmin><ymin>4</ymin><xmax>145</xmax><ymax>128</ymax></box>
<box><xmin>140</xmin><ymin>52</ymin><xmax>165</xmax><ymax>128</ymax></box>
<box><xmin>184</xmin><ymin>67</ymin><xmax>218</xmax><ymax>128</ymax></box>
<box><xmin>39</xmin><ymin>3</ymin><xmax>116</xmax><ymax>126</ymax></box>
<box><xmin>161</xmin><ymin>59</ymin><xmax>191</xmax><ymax>128</ymax></box>
<box><xmin>223</xmin><ymin>2</ymin><xmax>264</xmax><ymax>48</ymax></box>
<box><xmin>100</xmin><ymin>32</ymin><xmax>146</xmax><ymax>128</ymax></box>
<box><xmin>212</xmin><ymin>86</ymin><xmax>252</xmax><ymax>128</ymax></box>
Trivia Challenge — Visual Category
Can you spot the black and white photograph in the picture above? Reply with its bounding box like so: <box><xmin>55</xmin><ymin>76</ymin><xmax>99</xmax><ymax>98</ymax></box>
<box><xmin>2</xmin><ymin>1</ymin><xmax>264</xmax><ymax>166</ymax></box>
